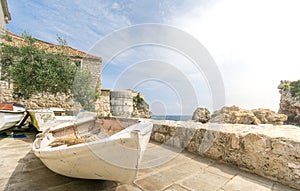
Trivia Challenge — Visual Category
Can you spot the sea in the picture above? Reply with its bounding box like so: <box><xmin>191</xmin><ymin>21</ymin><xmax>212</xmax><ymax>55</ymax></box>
<box><xmin>151</xmin><ymin>115</ymin><xmax>192</xmax><ymax>121</ymax></box>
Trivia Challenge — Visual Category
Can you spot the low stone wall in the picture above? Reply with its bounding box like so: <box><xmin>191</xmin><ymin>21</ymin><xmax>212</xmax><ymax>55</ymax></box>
<box><xmin>0</xmin><ymin>80</ymin><xmax>74</xmax><ymax>110</ymax></box>
<box><xmin>150</xmin><ymin>120</ymin><xmax>300</xmax><ymax>190</ymax></box>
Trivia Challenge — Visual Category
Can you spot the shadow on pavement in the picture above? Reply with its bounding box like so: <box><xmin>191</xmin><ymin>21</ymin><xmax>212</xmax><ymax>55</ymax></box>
<box><xmin>4</xmin><ymin>140</ymin><xmax>117</xmax><ymax>191</ymax></box>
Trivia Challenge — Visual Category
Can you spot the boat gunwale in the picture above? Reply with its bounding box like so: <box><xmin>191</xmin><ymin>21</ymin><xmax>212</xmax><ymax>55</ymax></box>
<box><xmin>0</xmin><ymin>110</ymin><xmax>25</xmax><ymax>114</ymax></box>
<box><xmin>33</xmin><ymin>121</ymin><xmax>153</xmax><ymax>153</ymax></box>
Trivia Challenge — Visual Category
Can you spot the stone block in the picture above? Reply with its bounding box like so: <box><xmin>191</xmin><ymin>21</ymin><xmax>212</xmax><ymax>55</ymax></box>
<box><xmin>242</xmin><ymin>134</ymin><xmax>267</xmax><ymax>153</ymax></box>
<box><xmin>153</xmin><ymin>133</ymin><xmax>165</xmax><ymax>143</ymax></box>
<box><xmin>230</xmin><ymin>133</ymin><xmax>240</xmax><ymax>149</ymax></box>
<box><xmin>186</xmin><ymin>141</ymin><xmax>200</xmax><ymax>154</ymax></box>
<box><xmin>271</xmin><ymin>140</ymin><xmax>296</xmax><ymax>156</ymax></box>
<box><xmin>157</xmin><ymin>125</ymin><xmax>169</xmax><ymax>134</ymax></box>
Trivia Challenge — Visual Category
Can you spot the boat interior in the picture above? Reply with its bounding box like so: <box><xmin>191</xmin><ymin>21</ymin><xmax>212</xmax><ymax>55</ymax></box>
<box><xmin>36</xmin><ymin>117</ymin><xmax>139</xmax><ymax>148</ymax></box>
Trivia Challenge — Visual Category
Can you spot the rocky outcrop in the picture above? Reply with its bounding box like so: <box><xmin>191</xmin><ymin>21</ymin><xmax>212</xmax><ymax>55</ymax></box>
<box><xmin>210</xmin><ymin>105</ymin><xmax>287</xmax><ymax>125</ymax></box>
<box><xmin>192</xmin><ymin>107</ymin><xmax>210</xmax><ymax>123</ymax></box>
<box><xmin>132</xmin><ymin>93</ymin><xmax>151</xmax><ymax>118</ymax></box>
<box><xmin>278</xmin><ymin>80</ymin><xmax>300</xmax><ymax>125</ymax></box>
<box><xmin>150</xmin><ymin>120</ymin><xmax>300</xmax><ymax>190</ymax></box>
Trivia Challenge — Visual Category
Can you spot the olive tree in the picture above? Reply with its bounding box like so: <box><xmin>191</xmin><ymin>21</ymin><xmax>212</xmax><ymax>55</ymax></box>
<box><xmin>0</xmin><ymin>33</ymin><xmax>97</xmax><ymax>110</ymax></box>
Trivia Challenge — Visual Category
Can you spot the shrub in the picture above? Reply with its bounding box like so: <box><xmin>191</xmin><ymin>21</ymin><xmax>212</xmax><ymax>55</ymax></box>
<box><xmin>290</xmin><ymin>80</ymin><xmax>300</xmax><ymax>99</ymax></box>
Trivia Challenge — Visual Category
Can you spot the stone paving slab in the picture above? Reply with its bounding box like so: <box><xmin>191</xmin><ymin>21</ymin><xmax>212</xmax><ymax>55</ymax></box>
<box><xmin>134</xmin><ymin>143</ymin><xmax>298</xmax><ymax>191</ymax></box>
<box><xmin>222</xmin><ymin>174</ymin><xmax>273</xmax><ymax>191</ymax></box>
<box><xmin>0</xmin><ymin>131</ymin><xmax>298</xmax><ymax>191</ymax></box>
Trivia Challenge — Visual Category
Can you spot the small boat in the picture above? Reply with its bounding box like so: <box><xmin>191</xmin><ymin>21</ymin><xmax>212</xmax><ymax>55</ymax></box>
<box><xmin>0</xmin><ymin>103</ymin><xmax>26</xmax><ymax>132</ymax></box>
<box><xmin>27</xmin><ymin>109</ymin><xmax>79</xmax><ymax>132</ymax></box>
<box><xmin>32</xmin><ymin>112</ymin><xmax>153</xmax><ymax>183</ymax></box>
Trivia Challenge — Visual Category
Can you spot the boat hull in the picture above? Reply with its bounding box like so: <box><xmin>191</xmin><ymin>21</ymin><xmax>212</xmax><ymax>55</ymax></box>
<box><xmin>33</xmin><ymin>118</ymin><xmax>153</xmax><ymax>183</ymax></box>
<box><xmin>0</xmin><ymin>110</ymin><xmax>25</xmax><ymax>131</ymax></box>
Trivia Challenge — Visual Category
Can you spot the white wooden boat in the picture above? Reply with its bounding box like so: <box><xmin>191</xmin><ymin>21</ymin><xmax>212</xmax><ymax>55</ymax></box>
<box><xmin>27</xmin><ymin>109</ymin><xmax>86</xmax><ymax>132</ymax></box>
<box><xmin>32</xmin><ymin>112</ymin><xmax>153</xmax><ymax>183</ymax></box>
<box><xmin>0</xmin><ymin>103</ymin><xmax>25</xmax><ymax>132</ymax></box>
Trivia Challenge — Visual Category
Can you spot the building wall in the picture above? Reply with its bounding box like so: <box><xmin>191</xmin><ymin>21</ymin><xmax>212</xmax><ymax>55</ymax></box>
<box><xmin>0</xmin><ymin>0</ymin><xmax>10</xmax><ymax>32</ymax></box>
<box><xmin>0</xmin><ymin>1</ymin><xmax>5</xmax><ymax>30</ymax></box>
<box><xmin>81</xmin><ymin>57</ymin><xmax>102</xmax><ymax>90</ymax></box>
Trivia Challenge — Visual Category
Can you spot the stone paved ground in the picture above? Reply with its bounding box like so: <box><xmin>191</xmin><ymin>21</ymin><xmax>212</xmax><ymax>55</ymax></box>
<box><xmin>0</xmin><ymin>131</ymin><xmax>298</xmax><ymax>191</ymax></box>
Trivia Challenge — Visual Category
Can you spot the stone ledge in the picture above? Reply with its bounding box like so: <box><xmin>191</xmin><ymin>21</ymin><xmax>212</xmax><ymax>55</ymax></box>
<box><xmin>150</xmin><ymin>120</ymin><xmax>300</xmax><ymax>190</ymax></box>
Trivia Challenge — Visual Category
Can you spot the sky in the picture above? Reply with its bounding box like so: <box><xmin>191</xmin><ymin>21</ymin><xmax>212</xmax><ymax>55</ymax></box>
<box><xmin>6</xmin><ymin>0</ymin><xmax>300</xmax><ymax>115</ymax></box>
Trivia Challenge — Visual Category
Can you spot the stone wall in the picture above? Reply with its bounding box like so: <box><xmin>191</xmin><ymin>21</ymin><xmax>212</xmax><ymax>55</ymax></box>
<box><xmin>0</xmin><ymin>81</ymin><xmax>74</xmax><ymax>110</ymax></box>
<box><xmin>0</xmin><ymin>80</ymin><xmax>147</xmax><ymax>117</ymax></box>
<box><xmin>81</xmin><ymin>57</ymin><xmax>102</xmax><ymax>89</ymax></box>
<box><xmin>96</xmin><ymin>89</ymin><xmax>150</xmax><ymax>118</ymax></box>
<box><xmin>150</xmin><ymin>120</ymin><xmax>300</xmax><ymax>190</ymax></box>
<box><xmin>96</xmin><ymin>89</ymin><xmax>111</xmax><ymax>117</ymax></box>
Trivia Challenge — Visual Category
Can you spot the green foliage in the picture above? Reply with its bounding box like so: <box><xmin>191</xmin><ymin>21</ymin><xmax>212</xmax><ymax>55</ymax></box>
<box><xmin>56</xmin><ymin>35</ymin><xmax>67</xmax><ymax>46</ymax></box>
<box><xmin>133</xmin><ymin>93</ymin><xmax>144</xmax><ymax>104</ymax></box>
<box><xmin>0</xmin><ymin>33</ymin><xmax>76</xmax><ymax>99</ymax></box>
<box><xmin>290</xmin><ymin>80</ymin><xmax>300</xmax><ymax>99</ymax></box>
<box><xmin>282</xmin><ymin>82</ymin><xmax>290</xmax><ymax>91</ymax></box>
<box><xmin>0</xmin><ymin>33</ymin><xmax>98</xmax><ymax>111</ymax></box>
<box><xmin>72</xmin><ymin>69</ymin><xmax>99</xmax><ymax>111</ymax></box>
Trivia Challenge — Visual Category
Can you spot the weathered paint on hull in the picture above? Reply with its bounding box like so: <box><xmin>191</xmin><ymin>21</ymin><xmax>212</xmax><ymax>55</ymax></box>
<box><xmin>0</xmin><ymin>110</ymin><xmax>25</xmax><ymax>131</ymax></box>
<box><xmin>33</xmin><ymin>119</ymin><xmax>152</xmax><ymax>183</ymax></box>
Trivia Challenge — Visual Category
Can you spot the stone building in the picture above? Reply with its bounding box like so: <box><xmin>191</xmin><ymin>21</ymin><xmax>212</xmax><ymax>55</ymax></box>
<box><xmin>0</xmin><ymin>0</ymin><xmax>10</xmax><ymax>33</ymax></box>
<box><xmin>0</xmin><ymin>31</ymin><xmax>102</xmax><ymax>112</ymax></box>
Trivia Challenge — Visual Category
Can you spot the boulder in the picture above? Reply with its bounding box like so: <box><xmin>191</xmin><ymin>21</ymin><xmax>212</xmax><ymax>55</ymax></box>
<box><xmin>192</xmin><ymin>107</ymin><xmax>210</xmax><ymax>123</ymax></box>
<box><xmin>210</xmin><ymin>105</ymin><xmax>259</xmax><ymax>124</ymax></box>
<box><xmin>210</xmin><ymin>105</ymin><xmax>287</xmax><ymax>125</ymax></box>
<box><xmin>252</xmin><ymin>108</ymin><xmax>287</xmax><ymax>125</ymax></box>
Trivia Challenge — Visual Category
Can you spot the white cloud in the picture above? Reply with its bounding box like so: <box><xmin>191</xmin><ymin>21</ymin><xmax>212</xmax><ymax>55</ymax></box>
<box><xmin>169</xmin><ymin>0</ymin><xmax>300</xmax><ymax>111</ymax></box>
<box><xmin>111</xmin><ymin>2</ymin><xmax>120</xmax><ymax>10</ymax></box>
<box><xmin>7</xmin><ymin>0</ymin><xmax>132</xmax><ymax>51</ymax></box>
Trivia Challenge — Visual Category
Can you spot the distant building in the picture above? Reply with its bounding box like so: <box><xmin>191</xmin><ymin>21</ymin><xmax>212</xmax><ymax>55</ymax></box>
<box><xmin>0</xmin><ymin>0</ymin><xmax>10</xmax><ymax>33</ymax></box>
